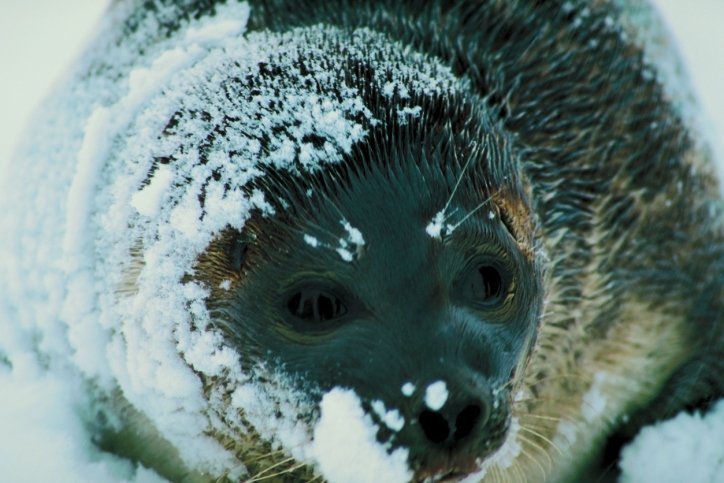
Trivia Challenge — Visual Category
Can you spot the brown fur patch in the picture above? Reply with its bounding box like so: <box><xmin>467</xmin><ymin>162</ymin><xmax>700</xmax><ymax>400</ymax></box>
<box><xmin>493</xmin><ymin>190</ymin><xmax>537</xmax><ymax>262</ymax></box>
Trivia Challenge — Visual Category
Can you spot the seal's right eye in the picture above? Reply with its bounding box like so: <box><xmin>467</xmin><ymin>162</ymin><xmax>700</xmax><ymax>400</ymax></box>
<box><xmin>454</xmin><ymin>261</ymin><xmax>510</xmax><ymax>310</ymax></box>
<box><xmin>287</xmin><ymin>289</ymin><xmax>347</xmax><ymax>323</ymax></box>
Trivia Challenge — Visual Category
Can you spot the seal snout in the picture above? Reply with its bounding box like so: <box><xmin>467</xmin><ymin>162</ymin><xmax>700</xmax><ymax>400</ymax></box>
<box><xmin>388</xmin><ymin>375</ymin><xmax>505</xmax><ymax>480</ymax></box>
<box><xmin>418</xmin><ymin>402</ymin><xmax>484</xmax><ymax>445</ymax></box>
<box><xmin>416</xmin><ymin>379</ymin><xmax>489</xmax><ymax>448</ymax></box>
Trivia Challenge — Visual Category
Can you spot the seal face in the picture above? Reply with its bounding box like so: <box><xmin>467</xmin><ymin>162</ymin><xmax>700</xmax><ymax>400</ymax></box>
<box><xmin>1</xmin><ymin>0</ymin><xmax>721</xmax><ymax>482</ymax></box>
<box><xmin>203</xmin><ymin>121</ymin><xmax>543</xmax><ymax>478</ymax></box>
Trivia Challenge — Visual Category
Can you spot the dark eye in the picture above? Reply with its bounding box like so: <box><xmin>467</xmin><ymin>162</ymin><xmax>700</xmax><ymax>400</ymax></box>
<box><xmin>460</xmin><ymin>265</ymin><xmax>507</xmax><ymax>307</ymax></box>
<box><xmin>476</xmin><ymin>266</ymin><xmax>504</xmax><ymax>300</ymax></box>
<box><xmin>287</xmin><ymin>289</ymin><xmax>347</xmax><ymax>323</ymax></box>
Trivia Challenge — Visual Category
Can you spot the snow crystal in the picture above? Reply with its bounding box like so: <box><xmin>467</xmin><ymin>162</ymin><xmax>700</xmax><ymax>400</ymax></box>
<box><xmin>371</xmin><ymin>400</ymin><xmax>406</xmax><ymax>432</ymax></box>
<box><xmin>619</xmin><ymin>399</ymin><xmax>724</xmax><ymax>483</ymax></box>
<box><xmin>401</xmin><ymin>382</ymin><xmax>416</xmax><ymax>397</ymax></box>
<box><xmin>310</xmin><ymin>388</ymin><xmax>412</xmax><ymax>483</ymax></box>
<box><xmin>334</xmin><ymin>219</ymin><xmax>365</xmax><ymax>262</ymax></box>
<box><xmin>306</xmin><ymin>223</ymin><xmax>366</xmax><ymax>259</ymax></box>
<box><xmin>397</xmin><ymin>105</ymin><xmax>422</xmax><ymax>125</ymax></box>
<box><xmin>424</xmin><ymin>380</ymin><xmax>449</xmax><ymax>411</ymax></box>
<box><xmin>183</xmin><ymin>1</ymin><xmax>249</xmax><ymax>46</ymax></box>
<box><xmin>218</xmin><ymin>280</ymin><xmax>231</xmax><ymax>291</ymax></box>
<box><xmin>425</xmin><ymin>210</ymin><xmax>447</xmax><ymax>238</ymax></box>
<box><xmin>304</xmin><ymin>234</ymin><xmax>321</xmax><ymax>248</ymax></box>
<box><xmin>342</xmin><ymin>220</ymin><xmax>365</xmax><ymax>247</ymax></box>
<box><xmin>336</xmin><ymin>248</ymin><xmax>355</xmax><ymax>262</ymax></box>
<box><xmin>229</xmin><ymin>376</ymin><xmax>315</xmax><ymax>470</ymax></box>
<box><xmin>130</xmin><ymin>165</ymin><xmax>174</xmax><ymax>217</ymax></box>
<box><xmin>382</xmin><ymin>80</ymin><xmax>410</xmax><ymax>99</ymax></box>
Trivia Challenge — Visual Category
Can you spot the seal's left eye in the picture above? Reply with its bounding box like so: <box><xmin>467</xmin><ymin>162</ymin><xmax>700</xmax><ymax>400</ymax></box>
<box><xmin>287</xmin><ymin>290</ymin><xmax>347</xmax><ymax>323</ymax></box>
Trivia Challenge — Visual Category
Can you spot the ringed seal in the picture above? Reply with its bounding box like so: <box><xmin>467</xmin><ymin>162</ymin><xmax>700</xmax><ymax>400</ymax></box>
<box><xmin>0</xmin><ymin>0</ymin><xmax>721</xmax><ymax>482</ymax></box>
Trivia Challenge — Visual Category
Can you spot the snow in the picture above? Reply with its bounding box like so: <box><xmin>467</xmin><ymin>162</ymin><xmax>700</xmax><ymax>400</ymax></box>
<box><xmin>397</xmin><ymin>105</ymin><xmax>422</xmax><ymax>125</ymax></box>
<box><xmin>336</xmin><ymin>219</ymin><xmax>366</xmax><ymax>262</ymax></box>
<box><xmin>371</xmin><ymin>400</ymin><xmax>406</xmax><ymax>432</ymax></box>
<box><xmin>310</xmin><ymin>388</ymin><xmax>412</xmax><ymax>483</ymax></box>
<box><xmin>401</xmin><ymin>382</ymin><xmax>416</xmax><ymax>397</ymax></box>
<box><xmin>131</xmin><ymin>165</ymin><xmax>175</xmax><ymax>217</ymax></box>
<box><xmin>424</xmin><ymin>380</ymin><xmax>449</xmax><ymax>411</ymax></box>
<box><xmin>425</xmin><ymin>210</ymin><xmax>448</xmax><ymax>239</ymax></box>
<box><xmin>342</xmin><ymin>220</ymin><xmax>366</xmax><ymax>247</ymax></box>
<box><xmin>304</xmin><ymin>234</ymin><xmax>321</xmax><ymax>248</ymax></box>
<box><xmin>619</xmin><ymin>400</ymin><xmax>724</xmax><ymax>483</ymax></box>
<box><xmin>306</xmin><ymin>219</ymin><xmax>366</xmax><ymax>261</ymax></box>
<box><xmin>0</xmin><ymin>362</ymin><xmax>164</xmax><ymax>483</ymax></box>
<box><xmin>228</xmin><ymin>376</ymin><xmax>315</xmax><ymax>474</ymax></box>
<box><xmin>336</xmin><ymin>247</ymin><xmax>355</xmax><ymax>262</ymax></box>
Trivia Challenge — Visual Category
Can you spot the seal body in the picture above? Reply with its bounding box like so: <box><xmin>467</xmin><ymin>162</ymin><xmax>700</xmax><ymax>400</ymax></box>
<box><xmin>0</xmin><ymin>0</ymin><xmax>721</xmax><ymax>482</ymax></box>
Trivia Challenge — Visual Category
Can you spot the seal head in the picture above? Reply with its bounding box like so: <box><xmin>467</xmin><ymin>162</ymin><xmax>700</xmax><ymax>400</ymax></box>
<box><xmin>193</xmin><ymin>51</ymin><xmax>543</xmax><ymax>479</ymax></box>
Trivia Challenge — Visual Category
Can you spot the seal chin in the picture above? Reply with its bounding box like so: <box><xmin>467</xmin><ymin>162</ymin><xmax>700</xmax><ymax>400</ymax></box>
<box><xmin>406</xmin><ymin>428</ymin><xmax>503</xmax><ymax>481</ymax></box>
<box><xmin>413</xmin><ymin>456</ymin><xmax>481</xmax><ymax>482</ymax></box>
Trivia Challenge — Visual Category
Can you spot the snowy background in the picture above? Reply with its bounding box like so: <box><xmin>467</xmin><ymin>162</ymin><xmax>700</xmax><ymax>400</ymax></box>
<box><xmin>0</xmin><ymin>1</ymin><xmax>722</xmax><ymax>483</ymax></box>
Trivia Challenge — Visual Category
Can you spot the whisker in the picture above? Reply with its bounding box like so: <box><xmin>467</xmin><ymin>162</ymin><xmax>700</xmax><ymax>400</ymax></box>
<box><xmin>245</xmin><ymin>449</ymin><xmax>286</xmax><ymax>464</ymax></box>
<box><xmin>445</xmin><ymin>195</ymin><xmax>494</xmax><ymax>232</ymax></box>
<box><xmin>518</xmin><ymin>426</ymin><xmax>563</xmax><ymax>456</ymax></box>
<box><xmin>517</xmin><ymin>445</ymin><xmax>547</xmax><ymax>481</ymax></box>
<box><xmin>517</xmin><ymin>431</ymin><xmax>554</xmax><ymax>473</ymax></box>
<box><xmin>244</xmin><ymin>456</ymin><xmax>296</xmax><ymax>482</ymax></box>
<box><xmin>246</xmin><ymin>462</ymin><xmax>308</xmax><ymax>482</ymax></box>
<box><xmin>491</xmin><ymin>465</ymin><xmax>503</xmax><ymax>483</ymax></box>
<box><xmin>520</xmin><ymin>413</ymin><xmax>563</xmax><ymax>422</ymax></box>
<box><xmin>511</xmin><ymin>459</ymin><xmax>526</xmax><ymax>483</ymax></box>
<box><xmin>441</xmin><ymin>147</ymin><xmax>475</xmax><ymax>216</ymax></box>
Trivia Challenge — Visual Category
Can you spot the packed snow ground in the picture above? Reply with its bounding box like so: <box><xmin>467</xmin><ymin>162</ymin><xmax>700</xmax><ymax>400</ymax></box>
<box><xmin>0</xmin><ymin>1</ymin><xmax>722</xmax><ymax>483</ymax></box>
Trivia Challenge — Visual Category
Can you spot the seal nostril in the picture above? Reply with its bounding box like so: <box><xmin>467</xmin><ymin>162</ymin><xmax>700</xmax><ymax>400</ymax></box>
<box><xmin>419</xmin><ymin>410</ymin><xmax>450</xmax><ymax>443</ymax></box>
<box><xmin>454</xmin><ymin>404</ymin><xmax>482</xmax><ymax>441</ymax></box>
